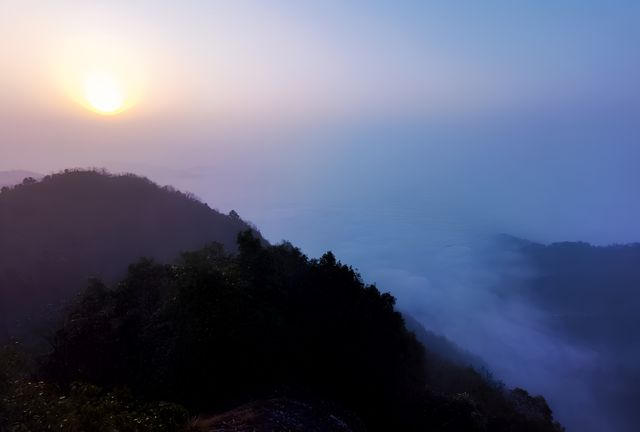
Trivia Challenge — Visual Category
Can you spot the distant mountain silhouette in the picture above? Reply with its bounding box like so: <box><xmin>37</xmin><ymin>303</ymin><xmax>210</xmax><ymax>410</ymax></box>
<box><xmin>0</xmin><ymin>170</ymin><xmax>42</xmax><ymax>187</ymax></box>
<box><xmin>494</xmin><ymin>234</ymin><xmax>640</xmax><ymax>356</ymax></box>
<box><xmin>0</xmin><ymin>169</ymin><xmax>258</xmax><ymax>337</ymax></box>
<box><xmin>494</xmin><ymin>235</ymin><xmax>640</xmax><ymax>431</ymax></box>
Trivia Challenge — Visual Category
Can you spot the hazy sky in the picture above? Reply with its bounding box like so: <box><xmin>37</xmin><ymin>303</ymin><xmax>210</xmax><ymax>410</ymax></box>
<box><xmin>2</xmin><ymin>0</ymin><xmax>639</xmax><ymax>245</ymax></box>
<box><xmin>2</xmin><ymin>2</ymin><xmax>640</xmax><ymax>430</ymax></box>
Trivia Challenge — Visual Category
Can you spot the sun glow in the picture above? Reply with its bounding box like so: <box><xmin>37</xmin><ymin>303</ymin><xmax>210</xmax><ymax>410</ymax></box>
<box><xmin>52</xmin><ymin>35</ymin><xmax>147</xmax><ymax>117</ymax></box>
<box><xmin>83</xmin><ymin>72</ymin><xmax>124</xmax><ymax>114</ymax></box>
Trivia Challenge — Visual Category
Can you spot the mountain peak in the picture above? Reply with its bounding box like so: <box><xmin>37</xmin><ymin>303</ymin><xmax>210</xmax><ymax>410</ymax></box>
<box><xmin>0</xmin><ymin>168</ymin><xmax>259</xmax><ymax>334</ymax></box>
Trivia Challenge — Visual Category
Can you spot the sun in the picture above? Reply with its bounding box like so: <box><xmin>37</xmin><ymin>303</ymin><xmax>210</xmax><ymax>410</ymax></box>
<box><xmin>83</xmin><ymin>72</ymin><xmax>125</xmax><ymax>114</ymax></box>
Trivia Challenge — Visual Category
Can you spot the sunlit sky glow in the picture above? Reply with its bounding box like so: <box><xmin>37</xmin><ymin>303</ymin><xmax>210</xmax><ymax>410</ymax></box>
<box><xmin>1</xmin><ymin>0</ymin><xmax>639</xmax><ymax>244</ymax></box>
<box><xmin>3</xmin><ymin>1</ymin><xmax>637</xmax><ymax>121</ymax></box>
<box><xmin>83</xmin><ymin>72</ymin><xmax>125</xmax><ymax>114</ymax></box>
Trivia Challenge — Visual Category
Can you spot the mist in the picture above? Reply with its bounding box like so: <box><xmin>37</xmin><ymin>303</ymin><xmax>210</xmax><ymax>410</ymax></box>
<box><xmin>6</xmin><ymin>114</ymin><xmax>634</xmax><ymax>431</ymax></box>
<box><xmin>2</xmin><ymin>1</ymin><xmax>640</xmax><ymax>430</ymax></box>
<box><xmin>3</xmin><ymin>102</ymin><xmax>640</xmax><ymax>430</ymax></box>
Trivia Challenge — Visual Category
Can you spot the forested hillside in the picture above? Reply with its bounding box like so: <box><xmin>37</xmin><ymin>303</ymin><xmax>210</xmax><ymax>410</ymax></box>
<box><xmin>1</xmin><ymin>232</ymin><xmax>563</xmax><ymax>431</ymax></box>
<box><xmin>0</xmin><ymin>170</ymin><xmax>257</xmax><ymax>337</ymax></box>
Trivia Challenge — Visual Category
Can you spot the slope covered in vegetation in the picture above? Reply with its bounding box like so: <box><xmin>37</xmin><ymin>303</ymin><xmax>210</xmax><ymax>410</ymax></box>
<box><xmin>0</xmin><ymin>232</ymin><xmax>565</xmax><ymax>431</ymax></box>
<box><xmin>0</xmin><ymin>170</ymin><xmax>257</xmax><ymax>337</ymax></box>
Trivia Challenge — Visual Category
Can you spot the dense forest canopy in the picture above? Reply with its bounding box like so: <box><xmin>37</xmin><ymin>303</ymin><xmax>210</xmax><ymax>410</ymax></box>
<box><xmin>2</xmin><ymin>231</ymin><xmax>563</xmax><ymax>431</ymax></box>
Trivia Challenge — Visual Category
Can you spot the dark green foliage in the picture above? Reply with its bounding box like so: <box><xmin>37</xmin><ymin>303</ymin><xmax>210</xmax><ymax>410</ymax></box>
<box><xmin>0</xmin><ymin>342</ymin><xmax>187</xmax><ymax>432</ymax></box>
<box><xmin>40</xmin><ymin>232</ymin><xmax>563</xmax><ymax>431</ymax></box>
<box><xmin>1</xmin><ymin>380</ymin><xmax>187</xmax><ymax>432</ymax></box>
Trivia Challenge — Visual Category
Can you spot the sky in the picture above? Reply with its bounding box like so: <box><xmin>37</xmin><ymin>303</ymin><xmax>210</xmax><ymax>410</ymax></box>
<box><xmin>1</xmin><ymin>0</ymin><xmax>639</xmax><ymax>244</ymax></box>
<box><xmin>1</xmin><ymin>1</ymin><xmax>640</xmax><ymax>431</ymax></box>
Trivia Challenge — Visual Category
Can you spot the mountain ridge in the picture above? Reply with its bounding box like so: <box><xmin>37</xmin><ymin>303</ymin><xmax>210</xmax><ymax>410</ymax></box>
<box><xmin>0</xmin><ymin>169</ymin><xmax>259</xmax><ymax>337</ymax></box>
<box><xmin>0</xmin><ymin>170</ymin><xmax>42</xmax><ymax>187</ymax></box>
